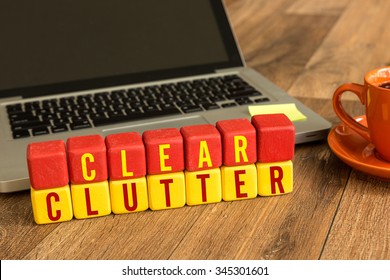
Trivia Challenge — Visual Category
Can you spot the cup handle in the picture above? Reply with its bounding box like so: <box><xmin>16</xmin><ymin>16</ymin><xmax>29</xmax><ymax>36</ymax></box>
<box><xmin>332</xmin><ymin>83</ymin><xmax>371</xmax><ymax>141</ymax></box>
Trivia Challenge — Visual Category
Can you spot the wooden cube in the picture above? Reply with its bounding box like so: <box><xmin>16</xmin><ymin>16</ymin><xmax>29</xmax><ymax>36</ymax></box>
<box><xmin>27</xmin><ymin>140</ymin><xmax>69</xmax><ymax>190</ymax></box>
<box><xmin>67</xmin><ymin>135</ymin><xmax>108</xmax><ymax>184</ymax></box>
<box><xmin>221</xmin><ymin>164</ymin><xmax>257</xmax><ymax>201</ymax></box>
<box><xmin>143</xmin><ymin>128</ymin><xmax>184</xmax><ymax>175</ymax></box>
<box><xmin>109</xmin><ymin>177</ymin><xmax>149</xmax><ymax>214</ymax></box>
<box><xmin>71</xmin><ymin>180</ymin><xmax>111</xmax><ymax>219</ymax></box>
<box><xmin>251</xmin><ymin>114</ymin><xmax>295</xmax><ymax>163</ymax></box>
<box><xmin>30</xmin><ymin>185</ymin><xmax>73</xmax><ymax>224</ymax></box>
<box><xmin>180</xmin><ymin>124</ymin><xmax>222</xmax><ymax>171</ymax></box>
<box><xmin>147</xmin><ymin>171</ymin><xmax>185</xmax><ymax>210</ymax></box>
<box><xmin>185</xmin><ymin>168</ymin><xmax>222</xmax><ymax>206</ymax></box>
<box><xmin>257</xmin><ymin>160</ymin><xmax>293</xmax><ymax>196</ymax></box>
<box><xmin>216</xmin><ymin>118</ymin><xmax>257</xmax><ymax>166</ymax></box>
<box><xmin>106</xmin><ymin>132</ymin><xmax>146</xmax><ymax>180</ymax></box>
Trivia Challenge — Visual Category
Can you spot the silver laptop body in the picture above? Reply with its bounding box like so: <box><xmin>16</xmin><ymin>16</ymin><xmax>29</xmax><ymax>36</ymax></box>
<box><xmin>0</xmin><ymin>0</ymin><xmax>331</xmax><ymax>192</ymax></box>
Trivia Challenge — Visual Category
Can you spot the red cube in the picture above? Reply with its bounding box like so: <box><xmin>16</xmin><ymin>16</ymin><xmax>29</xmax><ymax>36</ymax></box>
<box><xmin>180</xmin><ymin>124</ymin><xmax>222</xmax><ymax>171</ymax></box>
<box><xmin>27</xmin><ymin>140</ymin><xmax>69</xmax><ymax>189</ymax></box>
<box><xmin>67</xmin><ymin>134</ymin><xmax>107</xmax><ymax>184</ymax></box>
<box><xmin>251</xmin><ymin>114</ymin><xmax>295</xmax><ymax>163</ymax></box>
<box><xmin>106</xmin><ymin>132</ymin><xmax>146</xmax><ymax>180</ymax></box>
<box><xmin>142</xmin><ymin>128</ymin><xmax>184</xmax><ymax>175</ymax></box>
<box><xmin>216</xmin><ymin>118</ymin><xmax>257</xmax><ymax>166</ymax></box>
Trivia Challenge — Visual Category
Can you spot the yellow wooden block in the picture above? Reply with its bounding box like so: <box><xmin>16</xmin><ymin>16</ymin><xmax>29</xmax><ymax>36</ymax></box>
<box><xmin>147</xmin><ymin>171</ymin><xmax>185</xmax><ymax>210</ymax></box>
<box><xmin>221</xmin><ymin>164</ymin><xmax>257</xmax><ymax>201</ymax></box>
<box><xmin>109</xmin><ymin>177</ymin><xmax>148</xmax><ymax>214</ymax></box>
<box><xmin>256</xmin><ymin>160</ymin><xmax>293</xmax><ymax>196</ymax></box>
<box><xmin>30</xmin><ymin>185</ymin><xmax>73</xmax><ymax>224</ymax></box>
<box><xmin>71</xmin><ymin>180</ymin><xmax>111</xmax><ymax>219</ymax></box>
<box><xmin>185</xmin><ymin>168</ymin><xmax>222</xmax><ymax>206</ymax></box>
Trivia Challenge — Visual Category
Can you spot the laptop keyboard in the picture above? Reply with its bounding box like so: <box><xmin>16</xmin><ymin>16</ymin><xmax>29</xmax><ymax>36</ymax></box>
<box><xmin>6</xmin><ymin>75</ymin><xmax>270</xmax><ymax>139</ymax></box>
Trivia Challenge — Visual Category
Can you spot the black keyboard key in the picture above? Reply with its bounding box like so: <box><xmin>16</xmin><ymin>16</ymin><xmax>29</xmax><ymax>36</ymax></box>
<box><xmin>221</xmin><ymin>102</ymin><xmax>237</xmax><ymax>108</ymax></box>
<box><xmin>126</xmin><ymin>100</ymin><xmax>144</xmax><ymax>108</ymax></box>
<box><xmin>159</xmin><ymin>103</ymin><xmax>177</xmax><ymax>110</ymax></box>
<box><xmin>226</xmin><ymin>87</ymin><xmax>262</xmax><ymax>99</ymax></box>
<box><xmin>108</xmin><ymin>111</ymin><xmax>126</xmax><ymax>118</ymax></box>
<box><xmin>180</xmin><ymin>104</ymin><xmax>203</xmax><ymax>113</ymax></box>
<box><xmin>59</xmin><ymin>97</ymin><xmax>76</xmax><ymax>106</ymax></box>
<box><xmin>89</xmin><ymin>112</ymin><xmax>107</xmax><ymax>119</ymax></box>
<box><xmin>154</xmin><ymin>106</ymin><xmax>181</xmax><ymax>117</ymax></box>
<box><xmin>59</xmin><ymin>111</ymin><xmax>77</xmax><ymax>119</ymax></box>
<box><xmin>35</xmin><ymin>107</ymin><xmax>52</xmax><ymax>115</ymax></box>
<box><xmin>32</xmin><ymin>126</ymin><xmax>49</xmax><ymax>136</ymax></box>
<box><xmin>161</xmin><ymin>96</ymin><xmax>176</xmax><ymax>104</ymax></box>
<box><xmin>70</xmin><ymin>119</ymin><xmax>92</xmax><ymax>130</ymax></box>
<box><xmin>6</xmin><ymin>104</ymin><xmax>23</xmax><ymax>113</ymax></box>
<box><xmin>42</xmin><ymin>99</ymin><xmax>58</xmax><ymax>109</ymax></box>
<box><xmin>11</xmin><ymin>119</ymin><xmax>50</xmax><ymax>130</ymax></box>
<box><xmin>90</xmin><ymin>116</ymin><xmax>110</xmax><ymax>126</ymax></box>
<box><xmin>176</xmin><ymin>100</ymin><xmax>193</xmax><ymax>108</ymax></box>
<box><xmin>235</xmin><ymin>97</ymin><xmax>254</xmax><ymax>105</ymax></box>
<box><xmin>76</xmin><ymin>108</ymin><xmax>92</xmax><ymax>116</ymax></box>
<box><xmin>51</xmin><ymin>123</ymin><xmax>68</xmax><ymax>133</ymax></box>
<box><xmin>13</xmin><ymin>129</ymin><xmax>30</xmax><ymax>139</ymax></box>
<box><xmin>201</xmin><ymin>102</ymin><xmax>220</xmax><ymax>110</ymax></box>
<box><xmin>143</xmin><ymin>105</ymin><xmax>160</xmax><ymax>114</ymax></box>
<box><xmin>111</xmin><ymin>89</ymin><xmax>127</xmax><ymax>98</ymax></box>
<box><xmin>254</xmin><ymin>97</ymin><xmax>271</xmax><ymax>103</ymax></box>
<box><xmin>8</xmin><ymin>112</ymin><xmax>35</xmax><ymax>121</ymax></box>
<box><xmin>24</xmin><ymin>101</ymin><xmax>41</xmax><ymax>111</ymax></box>
<box><xmin>76</xmin><ymin>94</ymin><xmax>93</xmax><ymax>103</ymax></box>
<box><xmin>92</xmin><ymin>114</ymin><xmax>139</xmax><ymax>127</ymax></box>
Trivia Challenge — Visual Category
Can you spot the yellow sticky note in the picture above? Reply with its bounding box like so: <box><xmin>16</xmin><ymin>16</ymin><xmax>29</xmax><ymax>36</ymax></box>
<box><xmin>248</xmin><ymin>103</ymin><xmax>307</xmax><ymax>121</ymax></box>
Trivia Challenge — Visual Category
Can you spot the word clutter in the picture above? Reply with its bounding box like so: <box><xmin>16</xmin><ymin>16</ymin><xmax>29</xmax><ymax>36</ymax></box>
<box><xmin>28</xmin><ymin>114</ymin><xmax>295</xmax><ymax>224</ymax></box>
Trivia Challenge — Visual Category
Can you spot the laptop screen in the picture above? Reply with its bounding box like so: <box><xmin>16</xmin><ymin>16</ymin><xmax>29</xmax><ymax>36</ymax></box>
<box><xmin>0</xmin><ymin>0</ymin><xmax>242</xmax><ymax>98</ymax></box>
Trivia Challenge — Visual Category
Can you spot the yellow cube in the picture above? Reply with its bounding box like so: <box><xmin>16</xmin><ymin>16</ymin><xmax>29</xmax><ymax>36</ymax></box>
<box><xmin>256</xmin><ymin>160</ymin><xmax>293</xmax><ymax>196</ymax></box>
<box><xmin>30</xmin><ymin>185</ymin><xmax>73</xmax><ymax>224</ymax></box>
<box><xmin>221</xmin><ymin>164</ymin><xmax>257</xmax><ymax>201</ymax></box>
<box><xmin>147</xmin><ymin>171</ymin><xmax>185</xmax><ymax>210</ymax></box>
<box><xmin>71</xmin><ymin>180</ymin><xmax>111</xmax><ymax>219</ymax></box>
<box><xmin>109</xmin><ymin>177</ymin><xmax>148</xmax><ymax>214</ymax></box>
<box><xmin>185</xmin><ymin>168</ymin><xmax>222</xmax><ymax>206</ymax></box>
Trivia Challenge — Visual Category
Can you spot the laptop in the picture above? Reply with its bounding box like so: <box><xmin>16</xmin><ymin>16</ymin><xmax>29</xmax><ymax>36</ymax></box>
<box><xmin>0</xmin><ymin>0</ymin><xmax>331</xmax><ymax>193</ymax></box>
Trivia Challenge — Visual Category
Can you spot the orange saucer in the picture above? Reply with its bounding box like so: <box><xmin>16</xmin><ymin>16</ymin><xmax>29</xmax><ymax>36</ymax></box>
<box><xmin>328</xmin><ymin>116</ymin><xmax>390</xmax><ymax>180</ymax></box>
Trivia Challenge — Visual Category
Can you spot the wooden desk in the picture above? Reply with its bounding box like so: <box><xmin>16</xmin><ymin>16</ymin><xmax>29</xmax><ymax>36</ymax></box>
<box><xmin>1</xmin><ymin>0</ymin><xmax>390</xmax><ymax>260</ymax></box>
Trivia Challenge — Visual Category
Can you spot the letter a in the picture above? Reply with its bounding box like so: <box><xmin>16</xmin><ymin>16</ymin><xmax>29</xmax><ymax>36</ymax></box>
<box><xmin>198</xmin><ymin>140</ymin><xmax>212</xmax><ymax>168</ymax></box>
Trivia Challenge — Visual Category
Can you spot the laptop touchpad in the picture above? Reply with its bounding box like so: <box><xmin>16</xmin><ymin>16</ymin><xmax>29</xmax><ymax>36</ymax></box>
<box><xmin>101</xmin><ymin>115</ymin><xmax>209</xmax><ymax>135</ymax></box>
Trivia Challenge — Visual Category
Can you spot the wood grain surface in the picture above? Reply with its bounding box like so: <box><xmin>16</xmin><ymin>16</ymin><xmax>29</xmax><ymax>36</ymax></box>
<box><xmin>1</xmin><ymin>0</ymin><xmax>390</xmax><ymax>260</ymax></box>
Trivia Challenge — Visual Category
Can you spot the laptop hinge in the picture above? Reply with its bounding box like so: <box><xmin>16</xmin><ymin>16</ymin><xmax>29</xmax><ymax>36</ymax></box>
<box><xmin>215</xmin><ymin>67</ymin><xmax>244</xmax><ymax>74</ymax></box>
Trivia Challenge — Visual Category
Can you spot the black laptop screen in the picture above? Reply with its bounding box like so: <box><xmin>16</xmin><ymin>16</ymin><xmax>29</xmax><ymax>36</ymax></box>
<box><xmin>0</xmin><ymin>0</ymin><xmax>242</xmax><ymax>98</ymax></box>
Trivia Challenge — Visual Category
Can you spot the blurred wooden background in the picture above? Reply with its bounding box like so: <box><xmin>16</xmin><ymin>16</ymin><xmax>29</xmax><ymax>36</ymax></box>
<box><xmin>226</xmin><ymin>0</ymin><xmax>390</xmax><ymax>100</ymax></box>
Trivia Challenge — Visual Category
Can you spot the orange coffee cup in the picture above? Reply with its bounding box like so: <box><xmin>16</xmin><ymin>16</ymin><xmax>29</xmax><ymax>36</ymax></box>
<box><xmin>333</xmin><ymin>66</ymin><xmax>390</xmax><ymax>162</ymax></box>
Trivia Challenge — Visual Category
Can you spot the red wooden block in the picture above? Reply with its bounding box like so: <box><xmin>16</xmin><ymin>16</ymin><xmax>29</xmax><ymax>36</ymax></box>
<box><xmin>106</xmin><ymin>132</ymin><xmax>146</xmax><ymax>180</ymax></box>
<box><xmin>180</xmin><ymin>124</ymin><xmax>222</xmax><ymax>171</ymax></box>
<box><xmin>27</xmin><ymin>140</ymin><xmax>69</xmax><ymax>190</ymax></box>
<box><xmin>67</xmin><ymin>134</ymin><xmax>108</xmax><ymax>184</ymax></box>
<box><xmin>251</xmin><ymin>114</ymin><xmax>295</xmax><ymax>163</ymax></box>
<box><xmin>142</xmin><ymin>128</ymin><xmax>184</xmax><ymax>175</ymax></box>
<box><xmin>216</xmin><ymin>118</ymin><xmax>257</xmax><ymax>166</ymax></box>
